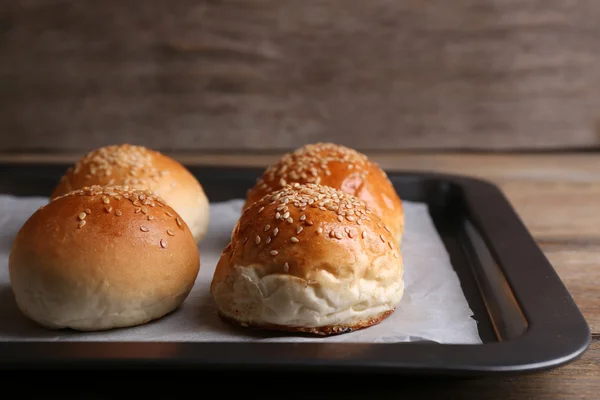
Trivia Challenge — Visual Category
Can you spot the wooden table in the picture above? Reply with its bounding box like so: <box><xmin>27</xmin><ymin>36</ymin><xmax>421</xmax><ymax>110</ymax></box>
<box><xmin>1</xmin><ymin>151</ymin><xmax>599</xmax><ymax>398</ymax></box>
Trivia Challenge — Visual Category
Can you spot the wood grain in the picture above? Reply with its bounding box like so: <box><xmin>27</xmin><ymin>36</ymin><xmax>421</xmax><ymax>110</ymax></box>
<box><xmin>1</xmin><ymin>1</ymin><xmax>600</xmax><ymax>152</ymax></box>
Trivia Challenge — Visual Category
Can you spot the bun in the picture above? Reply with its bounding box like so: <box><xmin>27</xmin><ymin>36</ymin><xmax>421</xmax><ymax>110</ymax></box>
<box><xmin>244</xmin><ymin>142</ymin><xmax>404</xmax><ymax>244</ymax></box>
<box><xmin>211</xmin><ymin>183</ymin><xmax>404</xmax><ymax>336</ymax></box>
<box><xmin>51</xmin><ymin>144</ymin><xmax>210</xmax><ymax>243</ymax></box>
<box><xmin>9</xmin><ymin>185</ymin><xmax>200</xmax><ymax>331</ymax></box>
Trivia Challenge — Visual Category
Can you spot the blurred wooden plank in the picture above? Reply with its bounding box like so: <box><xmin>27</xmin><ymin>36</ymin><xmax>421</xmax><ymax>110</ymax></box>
<box><xmin>1</xmin><ymin>1</ymin><xmax>600</xmax><ymax>152</ymax></box>
<box><xmin>542</xmin><ymin>246</ymin><xmax>600</xmax><ymax>333</ymax></box>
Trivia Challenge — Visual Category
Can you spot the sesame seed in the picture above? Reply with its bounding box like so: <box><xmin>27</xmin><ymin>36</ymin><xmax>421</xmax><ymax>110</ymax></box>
<box><xmin>141</xmin><ymin>207</ymin><xmax>148</xmax><ymax>215</ymax></box>
<box><xmin>264</xmin><ymin>224</ymin><xmax>271</xmax><ymax>231</ymax></box>
<box><xmin>287</xmin><ymin>217</ymin><xmax>293</xmax><ymax>223</ymax></box>
<box><xmin>105</xmin><ymin>205</ymin><xmax>113</xmax><ymax>213</ymax></box>
<box><xmin>84</xmin><ymin>209</ymin><xmax>91</xmax><ymax>214</ymax></box>
<box><xmin>357</xmin><ymin>219</ymin><xmax>362</xmax><ymax>225</ymax></box>
<box><xmin>135</xmin><ymin>207</ymin><xmax>141</xmax><ymax>214</ymax></box>
<box><xmin>283</xmin><ymin>263</ymin><xmax>289</xmax><ymax>272</ymax></box>
<box><xmin>300</xmin><ymin>215</ymin><xmax>306</xmax><ymax>221</ymax></box>
<box><xmin>275</xmin><ymin>212</ymin><xmax>281</xmax><ymax>219</ymax></box>
<box><xmin>160</xmin><ymin>239</ymin><xmax>168</xmax><ymax>249</ymax></box>
<box><xmin>258</xmin><ymin>207</ymin><xmax>265</xmax><ymax>213</ymax></box>
<box><xmin>139</xmin><ymin>194</ymin><xmax>146</xmax><ymax>201</ymax></box>
<box><xmin>348</xmin><ymin>230</ymin><xmax>355</xmax><ymax>238</ymax></box>
<box><xmin>266</xmin><ymin>237</ymin><xmax>272</xmax><ymax>244</ymax></box>
<box><xmin>102</xmin><ymin>196</ymin><xmax>109</xmax><ymax>204</ymax></box>
<box><xmin>133</xmin><ymin>201</ymin><xmax>141</xmax><ymax>207</ymax></box>
<box><xmin>362</xmin><ymin>231</ymin><xmax>367</xmax><ymax>239</ymax></box>
<box><xmin>380</xmin><ymin>234</ymin><xmax>386</xmax><ymax>243</ymax></box>
<box><xmin>296</xmin><ymin>226</ymin><xmax>303</xmax><ymax>234</ymax></box>
<box><xmin>255</xmin><ymin>236</ymin><xmax>261</xmax><ymax>244</ymax></box>
<box><xmin>78</xmin><ymin>212</ymin><xmax>86</xmax><ymax>220</ymax></box>
<box><xmin>337</xmin><ymin>215</ymin><xmax>343</xmax><ymax>222</ymax></box>
<box><xmin>140</xmin><ymin>226</ymin><xmax>149</xmax><ymax>232</ymax></box>
<box><xmin>78</xmin><ymin>220</ymin><xmax>86</xmax><ymax>229</ymax></box>
<box><xmin>147</xmin><ymin>215</ymin><xmax>154</xmax><ymax>221</ymax></box>
<box><xmin>282</xmin><ymin>211</ymin><xmax>290</xmax><ymax>219</ymax></box>
<box><xmin>317</xmin><ymin>227</ymin><xmax>323</xmax><ymax>234</ymax></box>
<box><xmin>273</xmin><ymin>227</ymin><xmax>279</xmax><ymax>236</ymax></box>
<box><xmin>347</xmin><ymin>216</ymin><xmax>355</xmax><ymax>221</ymax></box>
<box><xmin>388</xmin><ymin>241</ymin><xmax>394</xmax><ymax>249</ymax></box>
<box><xmin>165</xmin><ymin>211</ymin><xmax>174</xmax><ymax>218</ymax></box>
<box><xmin>243</xmin><ymin>237</ymin><xmax>249</xmax><ymax>244</ymax></box>
<box><xmin>167</xmin><ymin>229</ymin><xmax>175</xmax><ymax>236</ymax></box>
<box><xmin>115</xmin><ymin>210</ymin><xmax>123</xmax><ymax>216</ymax></box>
<box><xmin>176</xmin><ymin>218</ymin><xmax>183</xmax><ymax>227</ymax></box>
<box><xmin>335</xmin><ymin>231</ymin><xmax>343</xmax><ymax>239</ymax></box>
<box><xmin>291</xmin><ymin>237</ymin><xmax>299</xmax><ymax>243</ymax></box>
<box><xmin>270</xmin><ymin>250</ymin><xmax>278</xmax><ymax>256</ymax></box>
<box><xmin>276</xmin><ymin>205</ymin><xmax>286</xmax><ymax>211</ymax></box>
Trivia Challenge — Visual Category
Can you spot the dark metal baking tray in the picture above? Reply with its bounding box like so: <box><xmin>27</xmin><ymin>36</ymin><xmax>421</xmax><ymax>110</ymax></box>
<box><xmin>0</xmin><ymin>162</ymin><xmax>591</xmax><ymax>376</ymax></box>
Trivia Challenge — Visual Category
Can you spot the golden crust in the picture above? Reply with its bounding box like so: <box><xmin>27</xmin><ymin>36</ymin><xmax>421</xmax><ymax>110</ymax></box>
<box><xmin>244</xmin><ymin>142</ymin><xmax>404</xmax><ymax>244</ymax></box>
<box><xmin>9</xmin><ymin>185</ymin><xmax>200</xmax><ymax>331</ymax></box>
<box><xmin>51</xmin><ymin>144</ymin><xmax>210</xmax><ymax>242</ymax></box>
<box><xmin>210</xmin><ymin>183</ymin><xmax>404</xmax><ymax>336</ymax></box>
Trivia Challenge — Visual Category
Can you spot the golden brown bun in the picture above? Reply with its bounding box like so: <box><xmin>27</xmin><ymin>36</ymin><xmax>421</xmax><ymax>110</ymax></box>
<box><xmin>244</xmin><ymin>142</ymin><xmax>404</xmax><ymax>244</ymax></box>
<box><xmin>211</xmin><ymin>183</ymin><xmax>404</xmax><ymax>336</ymax></box>
<box><xmin>51</xmin><ymin>144</ymin><xmax>210</xmax><ymax>243</ymax></box>
<box><xmin>9</xmin><ymin>185</ymin><xmax>200</xmax><ymax>331</ymax></box>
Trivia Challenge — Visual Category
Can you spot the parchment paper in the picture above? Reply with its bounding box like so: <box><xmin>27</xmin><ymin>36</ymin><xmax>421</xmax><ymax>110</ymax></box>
<box><xmin>0</xmin><ymin>195</ymin><xmax>482</xmax><ymax>344</ymax></box>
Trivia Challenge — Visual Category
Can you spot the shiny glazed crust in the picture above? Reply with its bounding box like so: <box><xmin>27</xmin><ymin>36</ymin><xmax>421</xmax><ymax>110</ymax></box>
<box><xmin>210</xmin><ymin>183</ymin><xmax>404</xmax><ymax>336</ymax></box>
<box><xmin>50</xmin><ymin>144</ymin><xmax>210</xmax><ymax>243</ymax></box>
<box><xmin>9</xmin><ymin>185</ymin><xmax>200</xmax><ymax>331</ymax></box>
<box><xmin>243</xmin><ymin>142</ymin><xmax>404</xmax><ymax>244</ymax></box>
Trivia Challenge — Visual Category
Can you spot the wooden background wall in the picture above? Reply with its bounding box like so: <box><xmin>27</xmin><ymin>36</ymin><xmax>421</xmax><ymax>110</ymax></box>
<box><xmin>1</xmin><ymin>0</ymin><xmax>599</xmax><ymax>153</ymax></box>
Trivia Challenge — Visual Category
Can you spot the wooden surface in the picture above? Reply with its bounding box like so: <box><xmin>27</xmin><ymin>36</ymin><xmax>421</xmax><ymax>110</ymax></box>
<box><xmin>1</xmin><ymin>151</ymin><xmax>599</xmax><ymax>397</ymax></box>
<box><xmin>2</xmin><ymin>0</ymin><xmax>600</xmax><ymax>152</ymax></box>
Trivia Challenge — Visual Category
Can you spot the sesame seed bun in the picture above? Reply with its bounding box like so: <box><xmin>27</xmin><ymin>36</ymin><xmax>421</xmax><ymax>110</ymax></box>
<box><xmin>8</xmin><ymin>185</ymin><xmax>200</xmax><ymax>332</ymax></box>
<box><xmin>210</xmin><ymin>183</ymin><xmax>404</xmax><ymax>336</ymax></box>
<box><xmin>244</xmin><ymin>142</ymin><xmax>404</xmax><ymax>244</ymax></box>
<box><xmin>51</xmin><ymin>144</ymin><xmax>210</xmax><ymax>243</ymax></box>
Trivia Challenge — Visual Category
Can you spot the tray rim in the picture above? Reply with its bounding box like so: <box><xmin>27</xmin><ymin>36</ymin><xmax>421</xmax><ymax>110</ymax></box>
<box><xmin>0</xmin><ymin>164</ymin><xmax>591</xmax><ymax>375</ymax></box>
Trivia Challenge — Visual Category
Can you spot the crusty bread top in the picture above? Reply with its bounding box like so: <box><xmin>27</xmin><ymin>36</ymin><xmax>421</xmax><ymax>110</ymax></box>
<box><xmin>10</xmin><ymin>185</ymin><xmax>200</xmax><ymax>303</ymax></box>
<box><xmin>50</xmin><ymin>143</ymin><xmax>210</xmax><ymax>242</ymax></box>
<box><xmin>243</xmin><ymin>142</ymin><xmax>404</xmax><ymax>243</ymax></box>
<box><xmin>212</xmin><ymin>183</ymin><xmax>402</xmax><ymax>287</ymax></box>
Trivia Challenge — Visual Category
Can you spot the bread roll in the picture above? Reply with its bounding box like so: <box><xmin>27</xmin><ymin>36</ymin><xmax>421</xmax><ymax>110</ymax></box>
<box><xmin>51</xmin><ymin>144</ymin><xmax>210</xmax><ymax>243</ymax></box>
<box><xmin>9</xmin><ymin>185</ymin><xmax>200</xmax><ymax>331</ymax></box>
<box><xmin>211</xmin><ymin>183</ymin><xmax>404</xmax><ymax>336</ymax></box>
<box><xmin>244</xmin><ymin>142</ymin><xmax>404</xmax><ymax>244</ymax></box>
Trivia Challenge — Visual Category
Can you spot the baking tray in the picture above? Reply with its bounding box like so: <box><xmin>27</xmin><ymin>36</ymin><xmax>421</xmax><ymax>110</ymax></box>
<box><xmin>0</xmin><ymin>162</ymin><xmax>591</xmax><ymax>376</ymax></box>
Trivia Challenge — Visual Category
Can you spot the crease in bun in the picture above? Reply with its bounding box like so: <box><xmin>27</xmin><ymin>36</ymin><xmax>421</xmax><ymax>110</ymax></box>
<box><xmin>51</xmin><ymin>144</ymin><xmax>210</xmax><ymax>243</ymax></box>
<box><xmin>244</xmin><ymin>142</ymin><xmax>404</xmax><ymax>244</ymax></box>
<box><xmin>211</xmin><ymin>183</ymin><xmax>404</xmax><ymax>336</ymax></box>
<box><xmin>9</xmin><ymin>185</ymin><xmax>200</xmax><ymax>332</ymax></box>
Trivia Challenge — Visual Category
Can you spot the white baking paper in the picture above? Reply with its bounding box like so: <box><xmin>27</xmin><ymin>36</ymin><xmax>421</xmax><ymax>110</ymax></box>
<box><xmin>0</xmin><ymin>195</ymin><xmax>482</xmax><ymax>344</ymax></box>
